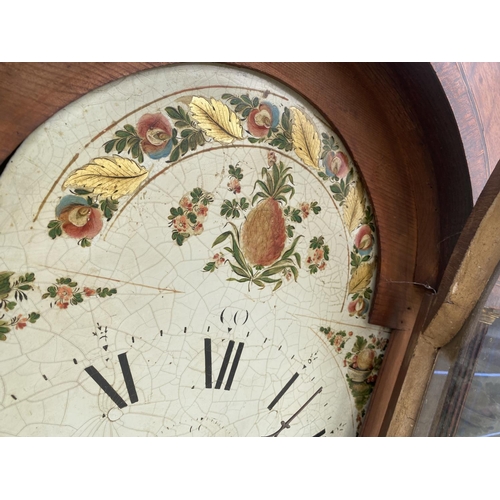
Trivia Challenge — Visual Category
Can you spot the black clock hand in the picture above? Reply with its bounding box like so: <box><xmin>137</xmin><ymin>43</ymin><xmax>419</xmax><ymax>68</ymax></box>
<box><xmin>265</xmin><ymin>386</ymin><xmax>323</xmax><ymax>437</ymax></box>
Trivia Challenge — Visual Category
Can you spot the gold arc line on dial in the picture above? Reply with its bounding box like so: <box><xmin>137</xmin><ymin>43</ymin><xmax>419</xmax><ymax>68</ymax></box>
<box><xmin>291</xmin><ymin>312</ymin><xmax>381</xmax><ymax>331</ymax></box>
<box><xmin>34</xmin><ymin>265</ymin><xmax>183</xmax><ymax>293</ymax></box>
<box><xmin>33</xmin><ymin>83</ymin><xmax>289</xmax><ymax>223</ymax></box>
<box><xmin>102</xmin><ymin>144</ymin><xmax>312</xmax><ymax>239</ymax></box>
<box><xmin>102</xmin><ymin>142</ymin><xmax>349</xmax><ymax>278</ymax></box>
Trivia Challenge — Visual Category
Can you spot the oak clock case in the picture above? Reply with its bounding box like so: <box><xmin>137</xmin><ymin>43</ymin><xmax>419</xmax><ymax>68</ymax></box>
<box><xmin>0</xmin><ymin>64</ymin><xmax>389</xmax><ymax>437</ymax></box>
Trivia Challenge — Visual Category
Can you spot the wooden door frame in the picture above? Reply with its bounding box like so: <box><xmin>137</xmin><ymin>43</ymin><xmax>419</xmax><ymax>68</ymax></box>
<box><xmin>385</xmin><ymin>159</ymin><xmax>500</xmax><ymax>435</ymax></box>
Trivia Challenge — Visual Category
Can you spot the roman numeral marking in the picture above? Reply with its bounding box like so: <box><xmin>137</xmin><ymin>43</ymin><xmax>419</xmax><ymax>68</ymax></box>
<box><xmin>313</xmin><ymin>429</ymin><xmax>326</xmax><ymax>437</ymax></box>
<box><xmin>85</xmin><ymin>352</ymin><xmax>138</xmax><ymax>408</ymax></box>
<box><xmin>204</xmin><ymin>338</ymin><xmax>244</xmax><ymax>390</ymax></box>
<box><xmin>267</xmin><ymin>372</ymin><xmax>299</xmax><ymax>410</ymax></box>
<box><xmin>204</xmin><ymin>338</ymin><xmax>212</xmax><ymax>389</ymax></box>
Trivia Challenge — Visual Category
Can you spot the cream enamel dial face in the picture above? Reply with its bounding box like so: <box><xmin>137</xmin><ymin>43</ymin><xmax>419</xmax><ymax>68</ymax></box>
<box><xmin>0</xmin><ymin>64</ymin><xmax>389</xmax><ymax>436</ymax></box>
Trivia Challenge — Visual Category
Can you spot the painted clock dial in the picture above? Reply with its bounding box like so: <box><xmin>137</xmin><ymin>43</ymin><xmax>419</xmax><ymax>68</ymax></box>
<box><xmin>0</xmin><ymin>64</ymin><xmax>389</xmax><ymax>436</ymax></box>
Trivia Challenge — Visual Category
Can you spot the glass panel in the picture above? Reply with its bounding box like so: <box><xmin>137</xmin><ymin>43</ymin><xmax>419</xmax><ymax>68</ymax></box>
<box><xmin>414</xmin><ymin>263</ymin><xmax>500</xmax><ymax>436</ymax></box>
<box><xmin>457</xmin><ymin>316</ymin><xmax>500</xmax><ymax>436</ymax></box>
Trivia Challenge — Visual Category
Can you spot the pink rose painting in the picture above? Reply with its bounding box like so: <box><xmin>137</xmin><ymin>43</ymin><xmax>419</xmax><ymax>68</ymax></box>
<box><xmin>137</xmin><ymin>113</ymin><xmax>173</xmax><ymax>159</ymax></box>
<box><xmin>323</xmin><ymin>151</ymin><xmax>349</xmax><ymax>179</ymax></box>
<box><xmin>55</xmin><ymin>195</ymin><xmax>103</xmax><ymax>240</ymax></box>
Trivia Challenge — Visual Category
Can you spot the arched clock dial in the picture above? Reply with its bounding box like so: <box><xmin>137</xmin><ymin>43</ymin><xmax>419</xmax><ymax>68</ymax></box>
<box><xmin>0</xmin><ymin>64</ymin><xmax>389</xmax><ymax>436</ymax></box>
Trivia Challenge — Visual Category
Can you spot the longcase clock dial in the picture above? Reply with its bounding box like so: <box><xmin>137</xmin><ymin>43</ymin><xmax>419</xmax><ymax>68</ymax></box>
<box><xmin>0</xmin><ymin>64</ymin><xmax>389</xmax><ymax>436</ymax></box>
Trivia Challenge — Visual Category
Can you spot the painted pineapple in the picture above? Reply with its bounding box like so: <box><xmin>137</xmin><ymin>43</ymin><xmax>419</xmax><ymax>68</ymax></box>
<box><xmin>241</xmin><ymin>161</ymin><xmax>294</xmax><ymax>266</ymax></box>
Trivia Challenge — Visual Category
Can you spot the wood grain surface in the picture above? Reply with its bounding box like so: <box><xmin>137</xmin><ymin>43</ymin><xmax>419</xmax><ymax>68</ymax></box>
<box><xmin>386</xmin><ymin>159</ymin><xmax>500</xmax><ymax>436</ymax></box>
<box><xmin>433</xmin><ymin>62</ymin><xmax>500</xmax><ymax>312</ymax></box>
